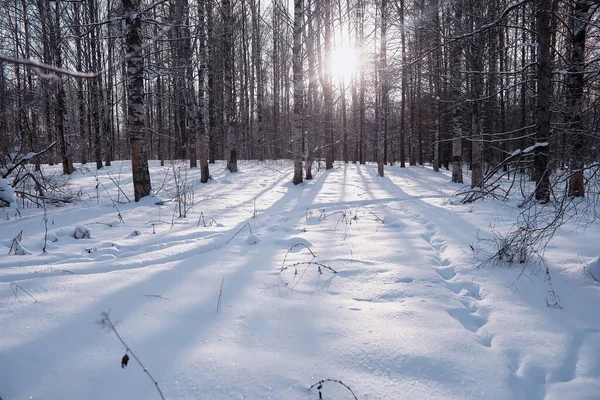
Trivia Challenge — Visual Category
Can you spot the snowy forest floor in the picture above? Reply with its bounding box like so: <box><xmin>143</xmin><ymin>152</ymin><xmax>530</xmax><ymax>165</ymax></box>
<box><xmin>1</xmin><ymin>160</ymin><xmax>599</xmax><ymax>400</ymax></box>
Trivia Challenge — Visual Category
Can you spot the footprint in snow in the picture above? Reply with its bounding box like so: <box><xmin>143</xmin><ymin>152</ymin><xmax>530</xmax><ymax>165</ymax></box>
<box><xmin>435</xmin><ymin>266</ymin><xmax>456</xmax><ymax>280</ymax></box>
<box><xmin>446</xmin><ymin>280</ymin><xmax>482</xmax><ymax>300</ymax></box>
<box><xmin>447</xmin><ymin>307</ymin><xmax>488</xmax><ymax>333</ymax></box>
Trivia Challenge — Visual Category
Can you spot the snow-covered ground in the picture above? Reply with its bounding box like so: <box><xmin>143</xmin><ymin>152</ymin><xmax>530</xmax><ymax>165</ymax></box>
<box><xmin>1</xmin><ymin>161</ymin><xmax>599</xmax><ymax>400</ymax></box>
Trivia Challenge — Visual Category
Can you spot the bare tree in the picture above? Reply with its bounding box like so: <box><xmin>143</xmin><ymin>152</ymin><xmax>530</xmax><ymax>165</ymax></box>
<box><xmin>377</xmin><ymin>0</ymin><xmax>388</xmax><ymax>177</ymax></box>
<box><xmin>223</xmin><ymin>0</ymin><xmax>237</xmax><ymax>172</ymax></box>
<box><xmin>566</xmin><ymin>0</ymin><xmax>593</xmax><ymax>197</ymax></box>
<box><xmin>533</xmin><ymin>0</ymin><xmax>551</xmax><ymax>203</ymax></box>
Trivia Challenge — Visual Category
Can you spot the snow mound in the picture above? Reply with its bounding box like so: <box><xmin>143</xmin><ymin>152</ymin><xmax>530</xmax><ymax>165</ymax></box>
<box><xmin>305</xmin><ymin>216</ymin><xmax>322</xmax><ymax>225</ymax></box>
<box><xmin>383</xmin><ymin>216</ymin><xmax>406</xmax><ymax>229</ymax></box>
<box><xmin>274</xmin><ymin>237</ymin><xmax>313</xmax><ymax>249</ymax></box>
<box><xmin>129</xmin><ymin>230</ymin><xmax>142</xmax><ymax>237</ymax></box>
<box><xmin>0</xmin><ymin>178</ymin><xmax>16</xmax><ymax>207</ymax></box>
<box><xmin>245</xmin><ymin>233</ymin><xmax>260</xmax><ymax>245</ymax></box>
<box><xmin>73</xmin><ymin>226</ymin><xmax>92</xmax><ymax>239</ymax></box>
<box><xmin>588</xmin><ymin>257</ymin><xmax>600</xmax><ymax>280</ymax></box>
<box><xmin>9</xmin><ymin>239</ymin><xmax>31</xmax><ymax>255</ymax></box>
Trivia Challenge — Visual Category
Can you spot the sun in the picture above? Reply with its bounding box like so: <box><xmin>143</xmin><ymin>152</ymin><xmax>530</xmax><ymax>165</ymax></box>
<box><xmin>330</xmin><ymin>46</ymin><xmax>359</xmax><ymax>81</ymax></box>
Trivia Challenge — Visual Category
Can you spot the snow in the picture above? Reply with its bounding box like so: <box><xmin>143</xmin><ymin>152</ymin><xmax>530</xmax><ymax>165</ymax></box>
<box><xmin>0</xmin><ymin>177</ymin><xmax>16</xmax><ymax>207</ymax></box>
<box><xmin>22</xmin><ymin>152</ymin><xmax>37</xmax><ymax>161</ymax></box>
<box><xmin>73</xmin><ymin>226</ymin><xmax>92</xmax><ymax>239</ymax></box>
<box><xmin>511</xmin><ymin>142</ymin><xmax>549</xmax><ymax>157</ymax></box>
<box><xmin>588</xmin><ymin>257</ymin><xmax>600</xmax><ymax>282</ymax></box>
<box><xmin>0</xmin><ymin>160</ymin><xmax>599</xmax><ymax>400</ymax></box>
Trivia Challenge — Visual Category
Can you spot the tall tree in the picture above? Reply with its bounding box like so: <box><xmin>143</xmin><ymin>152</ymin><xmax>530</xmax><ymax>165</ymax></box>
<box><xmin>124</xmin><ymin>0</ymin><xmax>151</xmax><ymax>201</ymax></box>
<box><xmin>223</xmin><ymin>0</ymin><xmax>237</xmax><ymax>172</ymax></box>
<box><xmin>450</xmin><ymin>0</ymin><xmax>464</xmax><ymax>183</ymax></box>
<box><xmin>292</xmin><ymin>0</ymin><xmax>304</xmax><ymax>185</ymax></box>
<box><xmin>324</xmin><ymin>0</ymin><xmax>334</xmax><ymax>170</ymax></box>
<box><xmin>377</xmin><ymin>0</ymin><xmax>388</xmax><ymax>177</ymax></box>
<box><xmin>566</xmin><ymin>0</ymin><xmax>593</xmax><ymax>197</ymax></box>
<box><xmin>533</xmin><ymin>0</ymin><xmax>552</xmax><ymax>203</ymax></box>
<box><xmin>198</xmin><ymin>0</ymin><xmax>210</xmax><ymax>182</ymax></box>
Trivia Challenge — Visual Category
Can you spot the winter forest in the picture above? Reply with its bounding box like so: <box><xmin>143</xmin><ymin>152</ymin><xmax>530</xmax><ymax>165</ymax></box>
<box><xmin>1</xmin><ymin>0</ymin><xmax>600</xmax><ymax>399</ymax></box>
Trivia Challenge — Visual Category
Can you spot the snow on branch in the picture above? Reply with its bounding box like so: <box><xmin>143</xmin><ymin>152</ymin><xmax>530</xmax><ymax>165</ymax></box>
<box><xmin>0</xmin><ymin>54</ymin><xmax>99</xmax><ymax>79</ymax></box>
<box><xmin>1</xmin><ymin>141</ymin><xmax>58</xmax><ymax>180</ymax></box>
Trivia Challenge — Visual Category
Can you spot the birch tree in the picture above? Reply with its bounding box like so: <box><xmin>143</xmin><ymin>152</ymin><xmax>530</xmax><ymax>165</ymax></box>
<box><xmin>377</xmin><ymin>0</ymin><xmax>388</xmax><ymax>177</ymax></box>
<box><xmin>124</xmin><ymin>0</ymin><xmax>151</xmax><ymax>201</ymax></box>
<box><xmin>292</xmin><ymin>0</ymin><xmax>304</xmax><ymax>185</ymax></box>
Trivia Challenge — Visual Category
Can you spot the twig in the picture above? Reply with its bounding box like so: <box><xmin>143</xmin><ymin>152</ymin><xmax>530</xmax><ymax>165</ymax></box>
<box><xmin>84</xmin><ymin>167</ymin><xmax>126</xmax><ymax>223</ymax></box>
<box><xmin>580</xmin><ymin>256</ymin><xmax>600</xmax><ymax>283</ymax></box>
<box><xmin>226</xmin><ymin>222</ymin><xmax>253</xmax><ymax>245</ymax></box>
<box><xmin>42</xmin><ymin>203</ymin><xmax>49</xmax><ymax>253</ymax></box>
<box><xmin>281</xmin><ymin>243</ymin><xmax>316</xmax><ymax>269</ymax></box>
<box><xmin>8</xmin><ymin>230</ymin><xmax>24</xmax><ymax>255</ymax></box>
<box><xmin>585</xmin><ymin>266</ymin><xmax>600</xmax><ymax>282</ymax></box>
<box><xmin>98</xmin><ymin>312</ymin><xmax>165</xmax><ymax>400</ymax></box>
<box><xmin>309</xmin><ymin>379</ymin><xmax>359</xmax><ymax>400</ymax></box>
<box><xmin>281</xmin><ymin>261</ymin><xmax>337</xmax><ymax>274</ymax></box>
<box><xmin>216</xmin><ymin>278</ymin><xmax>225</xmax><ymax>311</ymax></box>
<box><xmin>10</xmin><ymin>282</ymin><xmax>38</xmax><ymax>302</ymax></box>
<box><xmin>106</xmin><ymin>171</ymin><xmax>132</xmax><ymax>203</ymax></box>
<box><xmin>144</xmin><ymin>291</ymin><xmax>169</xmax><ymax>300</ymax></box>
<box><xmin>355</xmin><ymin>206</ymin><xmax>384</xmax><ymax>223</ymax></box>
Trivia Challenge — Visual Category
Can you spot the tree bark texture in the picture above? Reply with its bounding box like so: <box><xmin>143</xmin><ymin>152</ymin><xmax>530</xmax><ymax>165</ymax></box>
<box><xmin>124</xmin><ymin>0</ymin><xmax>151</xmax><ymax>201</ymax></box>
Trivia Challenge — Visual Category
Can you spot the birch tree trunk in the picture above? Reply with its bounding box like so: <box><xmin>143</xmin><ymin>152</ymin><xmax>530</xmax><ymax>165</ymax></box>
<box><xmin>377</xmin><ymin>0</ymin><xmax>387</xmax><ymax>177</ymax></box>
<box><xmin>251</xmin><ymin>0</ymin><xmax>264</xmax><ymax>163</ymax></box>
<box><xmin>292</xmin><ymin>0</ymin><xmax>303</xmax><ymax>185</ymax></box>
<box><xmin>324</xmin><ymin>0</ymin><xmax>334</xmax><ymax>170</ymax></box>
<box><xmin>450</xmin><ymin>0</ymin><xmax>463</xmax><ymax>184</ymax></box>
<box><xmin>358</xmin><ymin>0</ymin><xmax>366</xmax><ymax>164</ymax></box>
<box><xmin>398</xmin><ymin>0</ymin><xmax>407</xmax><ymax>168</ymax></box>
<box><xmin>431</xmin><ymin>0</ymin><xmax>441</xmax><ymax>172</ymax></box>
<box><xmin>124</xmin><ymin>0</ymin><xmax>152</xmax><ymax>201</ymax></box>
<box><xmin>304</xmin><ymin>4</ymin><xmax>317</xmax><ymax>179</ymax></box>
<box><xmin>469</xmin><ymin>4</ymin><xmax>483</xmax><ymax>189</ymax></box>
<box><xmin>180</xmin><ymin>0</ymin><xmax>197</xmax><ymax>168</ymax></box>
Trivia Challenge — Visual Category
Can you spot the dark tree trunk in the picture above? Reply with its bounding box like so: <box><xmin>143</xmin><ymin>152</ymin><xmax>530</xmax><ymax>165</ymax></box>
<box><xmin>567</xmin><ymin>0</ymin><xmax>592</xmax><ymax>197</ymax></box>
<box><xmin>534</xmin><ymin>0</ymin><xmax>552</xmax><ymax>203</ymax></box>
